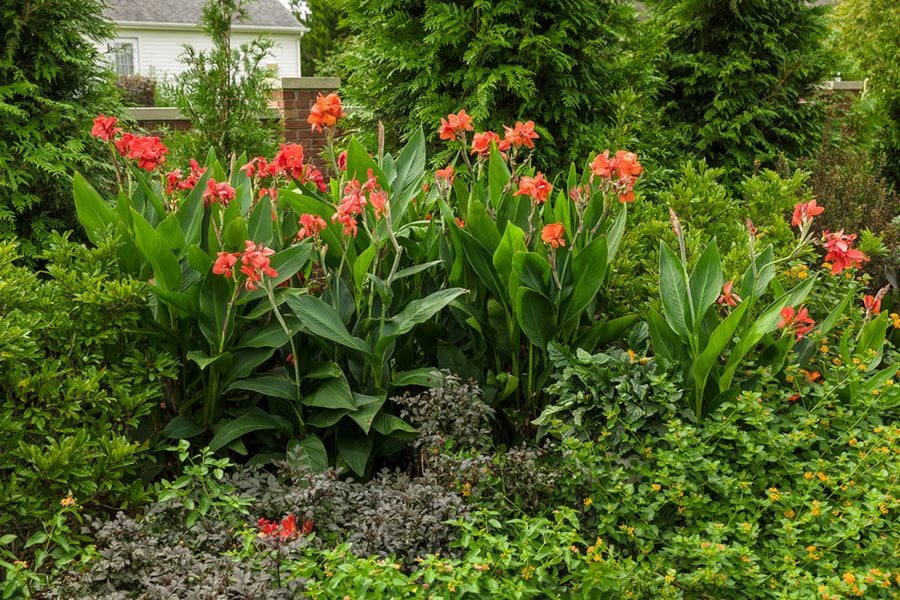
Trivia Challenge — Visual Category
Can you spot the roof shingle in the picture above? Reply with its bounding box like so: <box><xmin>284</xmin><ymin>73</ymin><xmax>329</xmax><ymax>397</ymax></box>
<box><xmin>105</xmin><ymin>0</ymin><xmax>303</xmax><ymax>30</ymax></box>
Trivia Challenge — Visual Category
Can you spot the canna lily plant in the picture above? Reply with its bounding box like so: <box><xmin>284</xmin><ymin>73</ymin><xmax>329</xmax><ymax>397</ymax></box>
<box><xmin>434</xmin><ymin>111</ymin><xmax>640</xmax><ymax>409</ymax></box>
<box><xmin>75</xmin><ymin>105</ymin><xmax>460</xmax><ymax>477</ymax></box>
<box><xmin>649</xmin><ymin>201</ymin><xmax>889</xmax><ymax>419</ymax></box>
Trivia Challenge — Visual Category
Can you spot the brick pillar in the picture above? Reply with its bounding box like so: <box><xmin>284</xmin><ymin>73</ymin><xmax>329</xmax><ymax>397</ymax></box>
<box><xmin>274</xmin><ymin>77</ymin><xmax>341</xmax><ymax>172</ymax></box>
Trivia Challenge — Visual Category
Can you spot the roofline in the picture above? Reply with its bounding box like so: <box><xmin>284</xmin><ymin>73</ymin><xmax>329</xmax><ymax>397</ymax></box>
<box><xmin>114</xmin><ymin>20</ymin><xmax>307</xmax><ymax>34</ymax></box>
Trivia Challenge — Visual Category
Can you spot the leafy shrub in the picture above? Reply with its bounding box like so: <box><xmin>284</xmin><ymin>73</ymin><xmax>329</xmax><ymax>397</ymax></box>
<box><xmin>649</xmin><ymin>0</ymin><xmax>836</xmax><ymax>179</ymax></box>
<box><xmin>0</xmin><ymin>0</ymin><xmax>120</xmax><ymax>254</ymax></box>
<box><xmin>0</xmin><ymin>235</ymin><xmax>175</xmax><ymax>585</ymax></box>
<box><xmin>338</xmin><ymin>0</ymin><xmax>660</xmax><ymax>171</ymax></box>
<box><xmin>114</xmin><ymin>74</ymin><xmax>156</xmax><ymax>107</ymax></box>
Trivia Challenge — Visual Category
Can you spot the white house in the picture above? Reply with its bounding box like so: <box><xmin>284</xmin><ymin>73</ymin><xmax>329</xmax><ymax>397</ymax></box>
<box><xmin>99</xmin><ymin>0</ymin><xmax>307</xmax><ymax>80</ymax></box>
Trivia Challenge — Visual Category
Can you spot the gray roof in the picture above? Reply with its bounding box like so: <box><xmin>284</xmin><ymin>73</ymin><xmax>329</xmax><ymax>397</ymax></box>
<box><xmin>105</xmin><ymin>0</ymin><xmax>303</xmax><ymax>30</ymax></box>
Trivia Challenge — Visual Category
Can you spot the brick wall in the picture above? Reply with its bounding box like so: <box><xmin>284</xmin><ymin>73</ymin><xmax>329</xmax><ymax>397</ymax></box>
<box><xmin>128</xmin><ymin>77</ymin><xmax>341</xmax><ymax>169</ymax></box>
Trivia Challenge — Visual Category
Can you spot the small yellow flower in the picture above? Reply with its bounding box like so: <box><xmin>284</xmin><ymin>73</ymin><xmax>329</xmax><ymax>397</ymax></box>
<box><xmin>461</xmin><ymin>482</ymin><xmax>471</xmax><ymax>498</ymax></box>
<box><xmin>583</xmin><ymin>497</ymin><xmax>593</xmax><ymax>507</ymax></box>
<box><xmin>804</xmin><ymin>471</ymin><xmax>814</xmax><ymax>480</ymax></box>
<box><xmin>60</xmin><ymin>494</ymin><xmax>76</xmax><ymax>508</ymax></box>
<box><xmin>767</xmin><ymin>487</ymin><xmax>781</xmax><ymax>502</ymax></box>
<box><xmin>890</xmin><ymin>313</ymin><xmax>900</xmax><ymax>329</ymax></box>
<box><xmin>848</xmin><ymin>438</ymin><xmax>857</xmax><ymax>446</ymax></box>
<box><xmin>783</xmin><ymin>509</ymin><xmax>796</xmax><ymax>519</ymax></box>
<box><xmin>651</xmin><ymin>483</ymin><xmax>662</xmax><ymax>492</ymax></box>
<box><xmin>816</xmin><ymin>472</ymin><xmax>828</xmax><ymax>482</ymax></box>
<box><xmin>843</xmin><ymin>572</ymin><xmax>857</xmax><ymax>585</ymax></box>
<box><xmin>521</xmin><ymin>566</ymin><xmax>535</xmax><ymax>580</ymax></box>
<box><xmin>627</xmin><ymin>349</ymin><xmax>637</xmax><ymax>362</ymax></box>
<box><xmin>820</xmin><ymin>345</ymin><xmax>829</xmax><ymax>353</ymax></box>
<box><xmin>811</xmin><ymin>500</ymin><xmax>822</xmax><ymax>516</ymax></box>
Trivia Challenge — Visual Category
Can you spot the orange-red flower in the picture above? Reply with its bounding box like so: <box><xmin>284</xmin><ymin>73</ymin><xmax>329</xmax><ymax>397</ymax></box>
<box><xmin>212</xmin><ymin>251</ymin><xmax>240</xmax><ymax>278</ymax></box>
<box><xmin>470</xmin><ymin>131</ymin><xmax>500</xmax><ymax>157</ymax></box>
<box><xmin>863</xmin><ymin>294</ymin><xmax>881</xmax><ymax>316</ymax></box>
<box><xmin>822</xmin><ymin>230</ymin><xmax>867</xmax><ymax>275</ymax></box>
<box><xmin>778</xmin><ymin>305</ymin><xmax>815</xmax><ymax>340</ymax></box>
<box><xmin>614</xmin><ymin>150</ymin><xmax>643</xmax><ymax>179</ymax></box>
<box><xmin>791</xmin><ymin>199</ymin><xmax>824</xmax><ymax>228</ymax></box>
<box><xmin>500</xmin><ymin>120</ymin><xmax>539</xmax><ymax>150</ymax></box>
<box><xmin>296</xmin><ymin>213</ymin><xmax>327</xmax><ymax>241</ymax></box>
<box><xmin>717</xmin><ymin>280</ymin><xmax>742</xmax><ymax>307</ymax></box>
<box><xmin>240</xmin><ymin>241</ymin><xmax>278</xmax><ymax>290</ymax></box>
<box><xmin>541</xmin><ymin>222</ymin><xmax>566</xmax><ymax>248</ymax></box>
<box><xmin>115</xmin><ymin>133</ymin><xmax>169</xmax><ymax>171</ymax></box>
<box><xmin>455</xmin><ymin>217</ymin><xmax>465</xmax><ymax>228</ymax></box>
<box><xmin>435</xmin><ymin>165</ymin><xmax>455</xmax><ymax>185</ymax></box>
<box><xmin>257</xmin><ymin>514</ymin><xmax>300</xmax><ymax>541</ymax></box>
<box><xmin>513</xmin><ymin>172</ymin><xmax>552</xmax><ymax>204</ymax></box>
<box><xmin>273</xmin><ymin>143</ymin><xmax>306</xmax><ymax>179</ymax></box>
<box><xmin>591</xmin><ymin>151</ymin><xmax>615</xmax><ymax>178</ymax></box>
<box><xmin>308</xmin><ymin>93</ymin><xmax>344</xmax><ymax>132</ymax></box>
<box><xmin>91</xmin><ymin>114</ymin><xmax>121</xmax><ymax>141</ymax></box>
<box><xmin>203</xmin><ymin>179</ymin><xmax>236</xmax><ymax>207</ymax></box>
<box><xmin>439</xmin><ymin>110</ymin><xmax>474</xmax><ymax>142</ymax></box>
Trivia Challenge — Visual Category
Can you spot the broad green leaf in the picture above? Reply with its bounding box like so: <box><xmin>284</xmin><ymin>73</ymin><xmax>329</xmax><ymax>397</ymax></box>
<box><xmin>198</xmin><ymin>273</ymin><xmax>232</xmax><ymax>348</ymax></box>
<box><xmin>391</xmin><ymin>368</ymin><xmax>444</xmax><ymax>388</ymax></box>
<box><xmin>720</xmin><ymin>277</ymin><xmax>816</xmax><ymax>390</ymax></box>
<box><xmin>303</xmin><ymin>361</ymin><xmax>343</xmax><ymax>380</ymax></box>
<box><xmin>818</xmin><ymin>285</ymin><xmax>857</xmax><ymax>337</ymax></box>
<box><xmin>740</xmin><ymin>244</ymin><xmax>775</xmax><ymax>299</ymax></box>
<box><xmin>347</xmin><ymin>393</ymin><xmax>386</xmax><ymax>434</ymax></box>
<box><xmin>605</xmin><ymin>204</ymin><xmax>627</xmax><ymax>264</ymax></box>
<box><xmin>376</xmin><ymin>288</ymin><xmax>467</xmax><ymax>354</ymax></box>
<box><xmin>693</xmin><ymin>300</ymin><xmax>749</xmax><ymax>396</ymax></box>
<box><xmin>186</xmin><ymin>350</ymin><xmax>232</xmax><ymax>372</ymax></box>
<box><xmin>337</xmin><ymin>431</ymin><xmax>373</xmax><ymax>477</ymax></box>
<box><xmin>286</xmin><ymin>435</ymin><xmax>328</xmax><ymax>472</ymax></box>
<box><xmin>352</xmin><ymin>246</ymin><xmax>376</xmax><ymax>295</ymax></box>
<box><xmin>346</xmin><ymin>137</ymin><xmax>388</xmax><ymax>191</ymax></box>
<box><xmin>73</xmin><ymin>172</ymin><xmax>116</xmax><ymax>244</ymax></box>
<box><xmin>307</xmin><ymin>408</ymin><xmax>349</xmax><ymax>428</ymax></box>
<box><xmin>208</xmin><ymin>414</ymin><xmax>287</xmax><ymax>452</ymax></box>
<box><xmin>576</xmin><ymin>314</ymin><xmax>639</xmax><ymax>350</ymax></box>
<box><xmin>857</xmin><ymin>311</ymin><xmax>888</xmax><ymax>369</ymax></box>
<box><xmin>488</xmin><ymin>143</ymin><xmax>511</xmax><ymax>208</ymax></box>
<box><xmin>227</xmin><ymin>375</ymin><xmax>298</xmax><ymax>401</ymax></box>
<box><xmin>156</xmin><ymin>213</ymin><xmax>186</xmax><ymax>253</ymax></box>
<box><xmin>225</xmin><ymin>347</ymin><xmax>277</xmax><ymax>385</ymax></box>
<box><xmin>515</xmin><ymin>287</ymin><xmax>556</xmax><ymax>350</ymax></box>
<box><xmin>563</xmin><ymin>236</ymin><xmax>608</xmax><ymax>324</ymax></box>
<box><xmin>131</xmin><ymin>207</ymin><xmax>182</xmax><ymax>290</ymax></box>
<box><xmin>658</xmin><ymin>241</ymin><xmax>691</xmax><ymax>338</ymax></box>
<box><xmin>459</xmin><ymin>231</ymin><xmax>506</xmax><ymax>298</ymax></box>
<box><xmin>648</xmin><ymin>308</ymin><xmax>682</xmax><ymax>361</ymax></box>
<box><xmin>248</xmin><ymin>196</ymin><xmax>274</xmax><ymax>246</ymax></box>
<box><xmin>493</xmin><ymin>223</ymin><xmax>527</xmax><ymax>303</ymax></box>
<box><xmin>393</xmin><ymin>259</ymin><xmax>445</xmax><ymax>280</ymax></box>
<box><xmin>177</xmin><ymin>168</ymin><xmax>211</xmax><ymax>243</ymax></box>
<box><xmin>373</xmin><ymin>413</ymin><xmax>417</xmax><ymax>436</ymax></box>
<box><xmin>512</xmin><ymin>251</ymin><xmax>552</xmax><ymax>296</ymax></box>
<box><xmin>303</xmin><ymin>375</ymin><xmax>357</xmax><ymax>410</ymax></box>
<box><xmin>236</xmin><ymin>317</ymin><xmax>301</xmax><ymax>348</ymax></box>
<box><xmin>186</xmin><ymin>244</ymin><xmax>213</xmax><ymax>274</ymax></box>
<box><xmin>163</xmin><ymin>416</ymin><xmax>205</xmax><ymax>439</ymax></box>
<box><xmin>285</xmin><ymin>295</ymin><xmax>370</xmax><ymax>354</ymax></box>
<box><xmin>688</xmin><ymin>239</ymin><xmax>723</xmax><ymax>323</ymax></box>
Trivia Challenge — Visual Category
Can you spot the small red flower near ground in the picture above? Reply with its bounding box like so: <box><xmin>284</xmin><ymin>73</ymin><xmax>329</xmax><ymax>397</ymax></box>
<box><xmin>541</xmin><ymin>222</ymin><xmax>566</xmax><ymax>248</ymax></box>
<box><xmin>91</xmin><ymin>114</ymin><xmax>121</xmax><ymax>141</ymax></box>
<box><xmin>822</xmin><ymin>230</ymin><xmax>867</xmax><ymax>275</ymax></box>
<box><xmin>308</xmin><ymin>93</ymin><xmax>344</xmax><ymax>132</ymax></box>
<box><xmin>514</xmin><ymin>173</ymin><xmax>552</xmax><ymax>204</ymax></box>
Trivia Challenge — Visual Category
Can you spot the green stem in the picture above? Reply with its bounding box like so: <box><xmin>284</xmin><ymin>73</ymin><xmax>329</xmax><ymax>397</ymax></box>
<box><xmin>265</xmin><ymin>282</ymin><xmax>304</xmax><ymax>429</ymax></box>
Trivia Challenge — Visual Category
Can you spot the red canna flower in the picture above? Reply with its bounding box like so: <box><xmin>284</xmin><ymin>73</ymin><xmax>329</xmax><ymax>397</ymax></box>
<box><xmin>301</xmin><ymin>519</ymin><xmax>314</xmax><ymax>535</ymax></box>
<box><xmin>116</xmin><ymin>133</ymin><xmax>169</xmax><ymax>171</ymax></box>
<box><xmin>470</xmin><ymin>131</ymin><xmax>500</xmax><ymax>157</ymax></box>
<box><xmin>717</xmin><ymin>280</ymin><xmax>742</xmax><ymax>307</ymax></box>
<box><xmin>455</xmin><ymin>217</ymin><xmax>465</xmax><ymax>228</ymax></box>
<box><xmin>541</xmin><ymin>222</ymin><xmax>566</xmax><ymax>248</ymax></box>
<box><xmin>778</xmin><ymin>305</ymin><xmax>815</xmax><ymax>340</ymax></box>
<box><xmin>257</xmin><ymin>514</ymin><xmax>300</xmax><ymax>541</ymax></box>
<box><xmin>338</xmin><ymin>150</ymin><xmax>347</xmax><ymax>171</ymax></box>
<box><xmin>273</xmin><ymin>143</ymin><xmax>306</xmax><ymax>179</ymax></box>
<box><xmin>500</xmin><ymin>120</ymin><xmax>539</xmax><ymax>150</ymax></box>
<box><xmin>439</xmin><ymin>110</ymin><xmax>474</xmax><ymax>142</ymax></box>
<box><xmin>369</xmin><ymin>188</ymin><xmax>388</xmax><ymax>220</ymax></box>
<box><xmin>863</xmin><ymin>294</ymin><xmax>881</xmax><ymax>316</ymax></box>
<box><xmin>91</xmin><ymin>114</ymin><xmax>121</xmax><ymax>141</ymax></box>
<box><xmin>614</xmin><ymin>150</ymin><xmax>643</xmax><ymax>179</ymax></box>
<box><xmin>212</xmin><ymin>252</ymin><xmax>240</xmax><ymax>278</ymax></box>
<box><xmin>296</xmin><ymin>213</ymin><xmax>327</xmax><ymax>241</ymax></box>
<box><xmin>435</xmin><ymin>164</ymin><xmax>455</xmax><ymax>185</ymax></box>
<box><xmin>513</xmin><ymin>172</ymin><xmax>552</xmax><ymax>204</ymax></box>
<box><xmin>203</xmin><ymin>179</ymin><xmax>236</xmax><ymax>207</ymax></box>
<box><xmin>165</xmin><ymin>169</ymin><xmax>183</xmax><ymax>194</ymax></box>
<box><xmin>591</xmin><ymin>150</ymin><xmax>615</xmax><ymax>179</ymax></box>
<box><xmin>791</xmin><ymin>199</ymin><xmax>824</xmax><ymax>228</ymax></box>
<box><xmin>822</xmin><ymin>230</ymin><xmax>867</xmax><ymax>275</ymax></box>
<box><xmin>308</xmin><ymin>93</ymin><xmax>344</xmax><ymax>132</ymax></box>
<box><xmin>239</xmin><ymin>241</ymin><xmax>278</xmax><ymax>291</ymax></box>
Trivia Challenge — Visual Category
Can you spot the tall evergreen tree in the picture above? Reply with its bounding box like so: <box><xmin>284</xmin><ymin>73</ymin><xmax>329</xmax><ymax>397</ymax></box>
<box><xmin>337</xmin><ymin>0</ymin><xmax>659</xmax><ymax>171</ymax></box>
<box><xmin>0</xmin><ymin>0</ymin><xmax>121</xmax><ymax>254</ymax></box>
<box><xmin>649</xmin><ymin>0</ymin><xmax>836</xmax><ymax>178</ymax></box>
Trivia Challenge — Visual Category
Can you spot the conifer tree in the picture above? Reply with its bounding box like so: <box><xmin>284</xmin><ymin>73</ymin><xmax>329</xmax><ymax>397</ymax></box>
<box><xmin>0</xmin><ymin>0</ymin><xmax>120</xmax><ymax>253</ymax></box>
<box><xmin>337</xmin><ymin>0</ymin><xmax>658</xmax><ymax>171</ymax></box>
<box><xmin>649</xmin><ymin>0</ymin><xmax>836</xmax><ymax>178</ymax></box>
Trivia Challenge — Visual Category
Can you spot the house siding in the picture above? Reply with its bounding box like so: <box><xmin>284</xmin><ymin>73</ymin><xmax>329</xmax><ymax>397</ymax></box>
<box><xmin>98</xmin><ymin>27</ymin><xmax>301</xmax><ymax>80</ymax></box>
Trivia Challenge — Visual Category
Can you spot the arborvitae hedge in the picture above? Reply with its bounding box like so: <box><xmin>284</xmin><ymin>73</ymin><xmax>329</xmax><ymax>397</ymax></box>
<box><xmin>338</xmin><ymin>0</ymin><xmax>659</xmax><ymax>171</ymax></box>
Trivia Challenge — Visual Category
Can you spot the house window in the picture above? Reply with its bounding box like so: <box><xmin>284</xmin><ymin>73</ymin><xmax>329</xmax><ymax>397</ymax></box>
<box><xmin>111</xmin><ymin>39</ymin><xmax>138</xmax><ymax>76</ymax></box>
